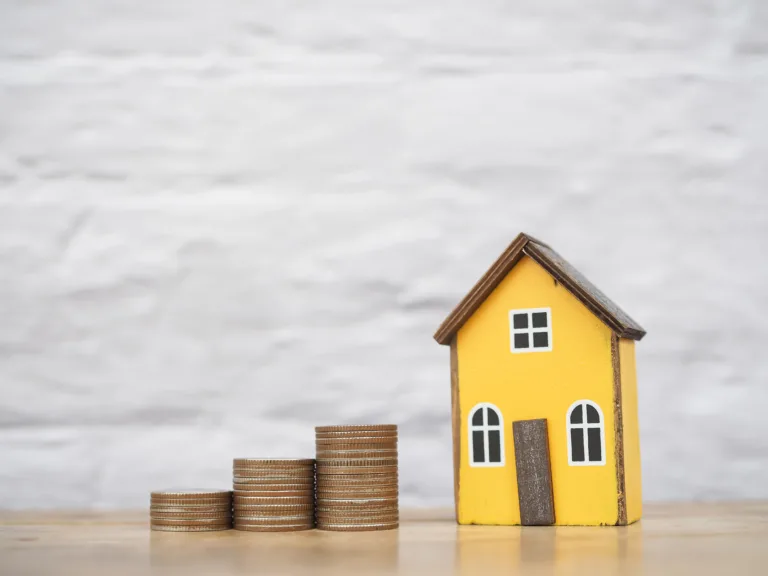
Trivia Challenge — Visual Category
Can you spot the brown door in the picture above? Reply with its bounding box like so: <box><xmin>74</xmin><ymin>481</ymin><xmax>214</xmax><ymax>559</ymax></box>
<box><xmin>513</xmin><ymin>419</ymin><xmax>555</xmax><ymax>526</ymax></box>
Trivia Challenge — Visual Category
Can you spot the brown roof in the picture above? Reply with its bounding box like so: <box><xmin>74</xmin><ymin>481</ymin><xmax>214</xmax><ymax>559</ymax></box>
<box><xmin>434</xmin><ymin>233</ymin><xmax>646</xmax><ymax>345</ymax></box>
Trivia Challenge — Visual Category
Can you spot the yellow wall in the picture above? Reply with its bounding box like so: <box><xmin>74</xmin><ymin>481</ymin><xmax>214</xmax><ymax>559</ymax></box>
<box><xmin>619</xmin><ymin>339</ymin><xmax>642</xmax><ymax>523</ymax></box>
<box><xmin>456</xmin><ymin>256</ymin><xmax>619</xmax><ymax>525</ymax></box>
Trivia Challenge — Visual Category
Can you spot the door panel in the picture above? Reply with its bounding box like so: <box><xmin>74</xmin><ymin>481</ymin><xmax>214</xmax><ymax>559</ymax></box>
<box><xmin>513</xmin><ymin>418</ymin><xmax>555</xmax><ymax>525</ymax></box>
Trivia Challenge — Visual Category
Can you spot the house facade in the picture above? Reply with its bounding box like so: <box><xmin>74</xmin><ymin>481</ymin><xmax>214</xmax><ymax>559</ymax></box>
<box><xmin>435</xmin><ymin>233</ymin><xmax>645</xmax><ymax>526</ymax></box>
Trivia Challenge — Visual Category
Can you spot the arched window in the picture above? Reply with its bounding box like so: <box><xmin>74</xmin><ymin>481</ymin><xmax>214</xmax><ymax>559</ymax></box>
<box><xmin>566</xmin><ymin>400</ymin><xmax>605</xmax><ymax>466</ymax></box>
<box><xmin>468</xmin><ymin>403</ymin><xmax>504</xmax><ymax>467</ymax></box>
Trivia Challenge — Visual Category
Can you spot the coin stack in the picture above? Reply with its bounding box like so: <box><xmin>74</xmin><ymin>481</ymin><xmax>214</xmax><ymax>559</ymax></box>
<box><xmin>315</xmin><ymin>424</ymin><xmax>399</xmax><ymax>531</ymax></box>
<box><xmin>150</xmin><ymin>489</ymin><xmax>233</xmax><ymax>532</ymax></box>
<box><xmin>232</xmin><ymin>458</ymin><xmax>315</xmax><ymax>532</ymax></box>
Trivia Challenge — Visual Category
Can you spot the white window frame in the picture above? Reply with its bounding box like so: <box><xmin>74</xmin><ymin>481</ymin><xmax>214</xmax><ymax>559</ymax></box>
<box><xmin>468</xmin><ymin>402</ymin><xmax>505</xmax><ymax>468</ymax></box>
<box><xmin>509</xmin><ymin>307</ymin><xmax>552</xmax><ymax>354</ymax></box>
<box><xmin>566</xmin><ymin>400</ymin><xmax>606</xmax><ymax>466</ymax></box>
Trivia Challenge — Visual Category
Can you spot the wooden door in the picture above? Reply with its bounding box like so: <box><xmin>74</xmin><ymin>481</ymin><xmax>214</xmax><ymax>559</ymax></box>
<box><xmin>513</xmin><ymin>419</ymin><xmax>555</xmax><ymax>526</ymax></box>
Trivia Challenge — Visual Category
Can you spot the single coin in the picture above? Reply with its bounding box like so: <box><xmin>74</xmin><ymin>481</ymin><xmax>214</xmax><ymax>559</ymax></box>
<box><xmin>316</xmin><ymin>457</ymin><xmax>398</xmax><ymax>467</ymax></box>
<box><xmin>234</xmin><ymin>523</ymin><xmax>314</xmax><ymax>532</ymax></box>
<box><xmin>315</xmin><ymin>432</ymin><xmax>397</xmax><ymax>439</ymax></box>
<box><xmin>234</xmin><ymin>489</ymin><xmax>314</xmax><ymax>498</ymax></box>
<box><xmin>315</xmin><ymin>506</ymin><xmax>399</xmax><ymax>516</ymax></box>
<box><xmin>233</xmin><ymin>505</ymin><xmax>314</xmax><ymax>515</ymax></box>
<box><xmin>233</xmin><ymin>515</ymin><xmax>313</xmax><ymax>524</ymax></box>
<box><xmin>150</xmin><ymin>511</ymin><xmax>233</xmax><ymax>520</ymax></box>
<box><xmin>316</xmin><ymin>449</ymin><xmax>398</xmax><ymax>458</ymax></box>
<box><xmin>316</xmin><ymin>516</ymin><xmax>399</xmax><ymax>525</ymax></box>
<box><xmin>151</xmin><ymin>524</ymin><xmax>233</xmax><ymax>532</ymax></box>
<box><xmin>317</xmin><ymin>492</ymin><xmax>398</xmax><ymax>501</ymax></box>
<box><xmin>316</xmin><ymin>522</ymin><xmax>398</xmax><ymax>532</ymax></box>
<box><xmin>315</xmin><ymin>425</ymin><xmax>397</xmax><ymax>433</ymax></box>
<box><xmin>316</xmin><ymin>466</ymin><xmax>398</xmax><ymax>476</ymax></box>
<box><xmin>151</xmin><ymin>518</ymin><xmax>234</xmax><ymax>527</ymax></box>
<box><xmin>233</xmin><ymin>479</ymin><xmax>314</xmax><ymax>486</ymax></box>
<box><xmin>233</xmin><ymin>458</ymin><xmax>315</xmax><ymax>466</ymax></box>
<box><xmin>149</xmin><ymin>499</ymin><xmax>232</xmax><ymax>509</ymax></box>
<box><xmin>316</xmin><ymin>499</ymin><xmax>398</xmax><ymax>509</ymax></box>
<box><xmin>234</xmin><ymin>495</ymin><xmax>313</xmax><ymax>504</ymax></box>
<box><xmin>233</xmin><ymin>470</ymin><xmax>314</xmax><ymax>478</ymax></box>
<box><xmin>233</xmin><ymin>465</ymin><xmax>314</xmax><ymax>473</ymax></box>
<box><xmin>151</xmin><ymin>490</ymin><xmax>231</xmax><ymax>499</ymax></box>
<box><xmin>316</xmin><ymin>496</ymin><xmax>397</xmax><ymax>505</ymax></box>
<box><xmin>232</xmin><ymin>473</ymin><xmax>314</xmax><ymax>481</ymax></box>
<box><xmin>316</xmin><ymin>478</ymin><xmax>398</xmax><ymax>489</ymax></box>
<box><xmin>150</xmin><ymin>504</ymin><xmax>232</xmax><ymax>513</ymax></box>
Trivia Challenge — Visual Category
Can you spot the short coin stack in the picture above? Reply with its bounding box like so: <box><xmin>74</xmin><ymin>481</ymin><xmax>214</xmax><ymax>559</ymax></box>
<box><xmin>315</xmin><ymin>425</ymin><xmax>399</xmax><ymax>531</ymax></box>
<box><xmin>150</xmin><ymin>490</ymin><xmax>233</xmax><ymax>532</ymax></box>
<box><xmin>232</xmin><ymin>458</ymin><xmax>315</xmax><ymax>532</ymax></box>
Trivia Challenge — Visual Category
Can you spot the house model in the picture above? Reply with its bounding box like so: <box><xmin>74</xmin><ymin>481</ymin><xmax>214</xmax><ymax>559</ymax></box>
<box><xmin>434</xmin><ymin>233</ymin><xmax>645</xmax><ymax>526</ymax></box>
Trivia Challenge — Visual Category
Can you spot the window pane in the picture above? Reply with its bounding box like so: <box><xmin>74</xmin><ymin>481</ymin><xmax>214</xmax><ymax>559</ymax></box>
<box><xmin>513</xmin><ymin>313</ymin><xmax>529</xmax><ymax>329</ymax></box>
<box><xmin>532</xmin><ymin>312</ymin><xmax>548</xmax><ymax>328</ymax></box>
<box><xmin>570</xmin><ymin>405</ymin><xmax>583</xmax><ymax>424</ymax></box>
<box><xmin>588</xmin><ymin>428</ymin><xmax>602</xmax><ymax>462</ymax></box>
<box><xmin>486</xmin><ymin>408</ymin><xmax>499</xmax><ymax>426</ymax></box>
<box><xmin>586</xmin><ymin>404</ymin><xmax>600</xmax><ymax>423</ymax></box>
<box><xmin>472</xmin><ymin>409</ymin><xmax>484</xmax><ymax>426</ymax></box>
<box><xmin>533</xmin><ymin>331</ymin><xmax>549</xmax><ymax>348</ymax></box>
<box><xmin>472</xmin><ymin>431</ymin><xmax>486</xmax><ymax>463</ymax></box>
<box><xmin>488</xmin><ymin>430</ymin><xmax>501</xmax><ymax>463</ymax></box>
<box><xmin>514</xmin><ymin>333</ymin><xmax>530</xmax><ymax>349</ymax></box>
<box><xmin>570</xmin><ymin>429</ymin><xmax>585</xmax><ymax>462</ymax></box>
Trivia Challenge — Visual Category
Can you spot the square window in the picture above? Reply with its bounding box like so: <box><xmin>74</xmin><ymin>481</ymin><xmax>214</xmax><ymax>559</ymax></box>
<box><xmin>509</xmin><ymin>308</ymin><xmax>552</xmax><ymax>354</ymax></box>
<box><xmin>531</xmin><ymin>312</ymin><xmax>548</xmax><ymax>328</ymax></box>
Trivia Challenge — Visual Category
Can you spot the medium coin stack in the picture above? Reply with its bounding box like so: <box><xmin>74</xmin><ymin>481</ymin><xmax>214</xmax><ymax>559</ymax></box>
<box><xmin>315</xmin><ymin>424</ymin><xmax>399</xmax><ymax>531</ymax></box>
<box><xmin>150</xmin><ymin>489</ymin><xmax>233</xmax><ymax>532</ymax></box>
<box><xmin>232</xmin><ymin>458</ymin><xmax>315</xmax><ymax>532</ymax></box>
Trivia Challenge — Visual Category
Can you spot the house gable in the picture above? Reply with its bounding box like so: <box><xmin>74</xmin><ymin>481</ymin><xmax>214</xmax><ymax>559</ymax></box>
<box><xmin>435</xmin><ymin>233</ymin><xmax>645</xmax><ymax>345</ymax></box>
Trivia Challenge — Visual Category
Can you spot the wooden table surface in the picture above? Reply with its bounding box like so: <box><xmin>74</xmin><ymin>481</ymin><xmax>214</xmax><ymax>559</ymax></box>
<box><xmin>2</xmin><ymin>503</ymin><xmax>767</xmax><ymax>575</ymax></box>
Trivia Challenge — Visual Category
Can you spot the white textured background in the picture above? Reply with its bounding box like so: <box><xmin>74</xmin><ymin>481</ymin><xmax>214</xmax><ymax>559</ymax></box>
<box><xmin>1</xmin><ymin>1</ymin><xmax>767</xmax><ymax>510</ymax></box>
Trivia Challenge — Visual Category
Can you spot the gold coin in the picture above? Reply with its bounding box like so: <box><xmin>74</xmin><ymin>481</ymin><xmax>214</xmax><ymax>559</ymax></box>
<box><xmin>151</xmin><ymin>518</ymin><xmax>234</xmax><ymax>527</ymax></box>
<box><xmin>316</xmin><ymin>522</ymin><xmax>398</xmax><ymax>532</ymax></box>
<box><xmin>233</xmin><ymin>458</ymin><xmax>314</xmax><ymax>466</ymax></box>
<box><xmin>234</xmin><ymin>523</ymin><xmax>314</xmax><ymax>532</ymax></box>
<box><xmin>151</xmin><ymin>524</ymin><xmax>233</xmax><ymax>532</ymax></box>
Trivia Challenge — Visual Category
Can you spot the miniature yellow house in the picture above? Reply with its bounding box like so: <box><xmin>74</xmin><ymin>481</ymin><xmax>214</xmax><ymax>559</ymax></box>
<box><xmin>434</xmin><ymin>233</ymin><xmax>645</xmax><ymax>527</ymax></box>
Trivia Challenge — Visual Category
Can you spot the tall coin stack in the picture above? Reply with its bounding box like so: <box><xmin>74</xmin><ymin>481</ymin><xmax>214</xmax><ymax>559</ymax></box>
<box><xmin>315</xmin><ymin>424</ymin><xmax>399</xmax><ymax>531</ymax></box>
<box><xmin>232</xmin><ymin>458</ymin><xmax>315</xmax><ymax>532</ymax></box>
<box><xmin>150</xmin><ymin>489</ymin><xmax>233</xmax><ymax>532</ymax></box>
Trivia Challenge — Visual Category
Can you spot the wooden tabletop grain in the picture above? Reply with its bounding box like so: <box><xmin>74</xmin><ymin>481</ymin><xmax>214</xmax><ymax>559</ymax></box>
<box><xmin>2</xmin><ymin>503</ymin><xmax>767</xmax><ymax>575</ymax></box>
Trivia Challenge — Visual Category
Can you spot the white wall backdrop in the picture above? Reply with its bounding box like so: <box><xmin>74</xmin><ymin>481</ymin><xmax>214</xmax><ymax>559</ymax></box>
<box><xmin>1</xmin><ymin>1</ymin><xmax>767</xmax><ymax>509</ymax></box>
